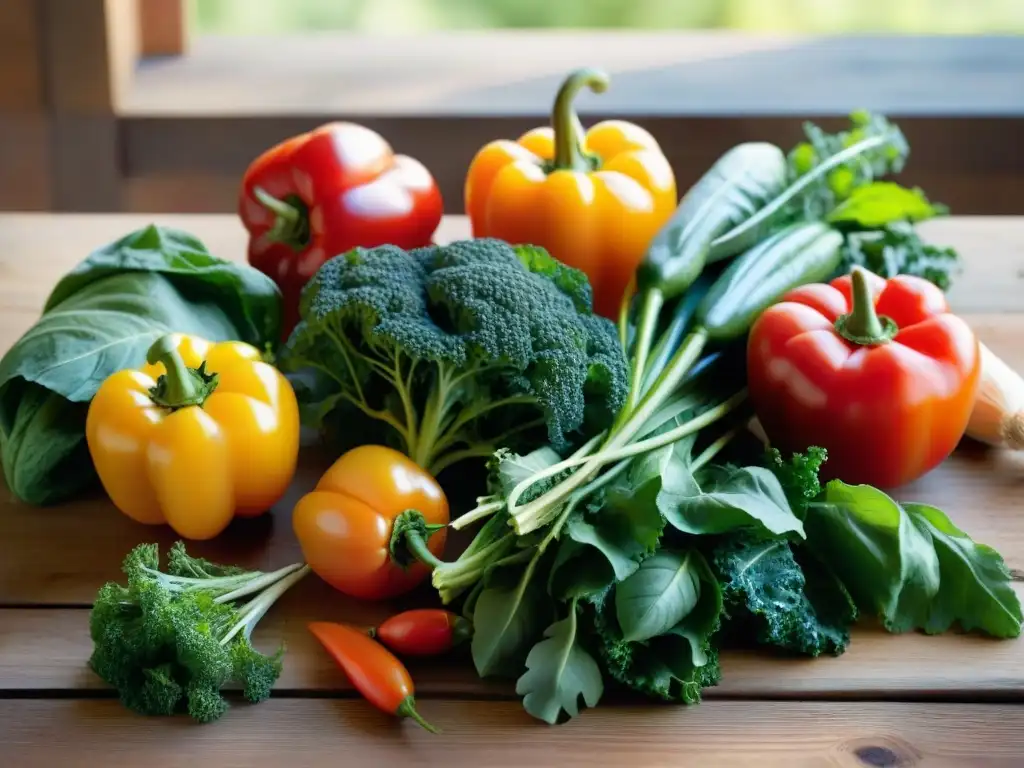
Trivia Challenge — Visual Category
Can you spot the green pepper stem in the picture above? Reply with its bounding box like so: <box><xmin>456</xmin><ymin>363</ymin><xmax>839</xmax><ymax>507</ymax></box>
<box><xmin>396</xmin><ymin>695</ymin><xmax>440</xmax><ymax>734</ymax></box>
<box><xmin>835</xmin><ymin>267</ymin><xmax>898</xmax><ymax>346</ymax></box>
<box><xmin>551</xmin><ymin>68</ymin><xmax>609</xmax><ymax>172</ymax></box>
<box><xmin>252</xmin><ymin>187</ymin><xmax>310</xmax><ymax>250</ymax></box>
<box><xmin>146</xmin><ymin>335</ymin><xmax>218</xmax><ymax>410</ymax></box>
<box><xmin>389</xmin><ymin>510</ymin><xmax>446</xmax><ymax>570</ymax></box>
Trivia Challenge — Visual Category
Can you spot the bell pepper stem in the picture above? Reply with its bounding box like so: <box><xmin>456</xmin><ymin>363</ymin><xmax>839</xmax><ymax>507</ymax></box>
<box><xmin>390</xmin><ymin>510</ymin><xmax>446</xmax><ymax>570</ymax></box>
<box><xmin>396</xmin><ymin>695</ymin><xmax>440</xmax><ymax>734</ymax></box>
<box><xmin>252</xmin><ymin>186</ymin><xmax>310</xmax><ymax>249</ymax></box>
<box><xmin>146</xmin><ymin>335</ymin><xmax>219</xmax><ymax>410</ymax></box>
<box><xmin>835</xmin><ymin>267</ymin><xmax>899</xmax><ymax>346</ymax></box>
<box><xmin>551</xmin><ymin>68</ymin><xmax>609</xmax><ymax>172</ymax></box>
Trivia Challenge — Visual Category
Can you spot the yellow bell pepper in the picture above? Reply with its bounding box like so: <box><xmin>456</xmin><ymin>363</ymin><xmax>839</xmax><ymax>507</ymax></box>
<box><xmin>85</xmin><ymin>333</ymin><xmax>300</xmax><ymax>540</ymax></box>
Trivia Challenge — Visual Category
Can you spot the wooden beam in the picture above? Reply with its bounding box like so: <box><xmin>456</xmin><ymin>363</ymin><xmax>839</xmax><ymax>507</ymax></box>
<box><xmin>0</xmin><ymin>0</ymin><xmax>45</xmax><ymax>110</ymax></box>
<box><xmin>138</xmin><ymin>0</ymin><xmax>186</xmax><ymax>57</ymax></box>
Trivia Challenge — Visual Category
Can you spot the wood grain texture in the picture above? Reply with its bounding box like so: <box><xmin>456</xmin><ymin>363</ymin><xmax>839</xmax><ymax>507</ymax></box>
<box><xmin>3</xmin><ymin>595</ymin><xmax>1023</xmax><ymax>698</ymax></box>
<box><xmin>2</xmin><ymin>700</ymin><xmax>1024</xmax><ymax>768</ymax></box>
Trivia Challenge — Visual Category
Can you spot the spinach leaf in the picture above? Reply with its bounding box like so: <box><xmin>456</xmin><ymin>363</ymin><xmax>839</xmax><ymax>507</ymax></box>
<box><xmin>839</xmin><ymin>222</ymin><xmax>962</xmax><ymax>291</ymax></box>
<box><xmin>711</xmin><ymin>532</ymin><xmax>857</xmax><ymax>657</ymax></box>
<box><xmin>827</xmin><ymin>182</ymin><xmax>946</xmax><ymax>229</ymax></box>
<box><xmin>586</xmin><ymin>587</ymin><xmax>721</xmax><ymax>704</ymax></box>
<box><xmin>515</xmin><ymin>602</ymin><xmax>604</xmax><ymax>724</ymax></box>
<box><xmin>471</xmin><ymin>562</ymin><xmax>551</xmax><ymax>678</ymax></box>
<box><xmin>614</xmin><ymin>549</ymin><xmax>717</xmax><ymax>643</ymax></box>
<box><xmin>904</xmin><ymin>503</ymin><xmax>1023</xmax><ymax>638</ymax></box>
<box><xmin>663</xmin><ymin>464</ymin><xmax>805</xmax><ymax>538</ymax></box>
<box><xmin>0</xmin><ymin>226</ymin><xmax>281</xmax><ymax>505</ymax></box>
<box><xmin>805</xmin><ymin>481</ymin><xmax>1022</xmax><ymax>638</ymax></box>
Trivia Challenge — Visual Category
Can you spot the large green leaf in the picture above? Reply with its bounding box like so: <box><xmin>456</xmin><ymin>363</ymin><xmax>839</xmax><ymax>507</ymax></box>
<box><xmin>614</xmin><ymin>549</ymin><xmax>715</xmax><ymax>643</ymax></box>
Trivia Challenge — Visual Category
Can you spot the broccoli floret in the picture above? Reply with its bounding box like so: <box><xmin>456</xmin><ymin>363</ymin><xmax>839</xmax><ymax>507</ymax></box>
<box><xmin>88</xmin><ymin>543</ymin><xmax>308</xmax><ymax>723</ymax></box>
<box><xmin>280</xmin><ymin>238</ymin><xmax>629</xmax><ymax>475</ymax></box>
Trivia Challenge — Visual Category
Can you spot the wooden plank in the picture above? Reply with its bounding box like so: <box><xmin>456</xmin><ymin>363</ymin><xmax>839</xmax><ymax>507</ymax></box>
<box><xmin>120</xmin><ymin>33</ymin><xmax>1024</xmax><ymax>117</ymax></box>
<box><xmin>2</xmin><ymin>700</ymin><xmax>1023</xmax><ymax>767</ymax></box>
<box><xmin>0</xmin><ymin>0</ymin><xmax>44</xmax><ymax>110</ymax></box>
<box><xmin>49</xmin><ymin>115</ymin><xmax>122</xmax><ymax>211</ymax></box>
<box><xmin>138</xmin><ymin>0</ymin><xmax>185</xmax><ymax>58</ymax></box>
<box><xmin>120</xmin><ymin>115</ymin><xmax>1024</xmax><ymax>216</ymax></box>
<box><xmin>4</xmin><ymin>596</ymin><xmax>1023</xmax><ymax>698</ymax></box>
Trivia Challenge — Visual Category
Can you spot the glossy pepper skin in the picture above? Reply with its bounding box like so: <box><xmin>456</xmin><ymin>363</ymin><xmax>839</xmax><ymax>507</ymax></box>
<box><xmin>373</xmin><ymin>609</ymin><xmax>472</xmax><ymax>657</ymax></box>
<box><xmin>85</xmin><ymin>334</ymin><xmax>300</xmax><ymax>540</ymax></box>
<box><xmin>239</xmin><ymin>122</ymin><xmax>444</xmax><ymax>339</ymax></box>
<box><xmin>464</xmin><ymin>68</ymin><xmax>677</xmax><ymax>319</ymax></box>
<box><xmin>747</xmin><ymin>267</ymin><xmax>981</xmax><ymax>489</ymax></box>
<box><xmin>292</xmin><ymin>445</ymin><xmax>449</xmax><ymax>601</ymax></box>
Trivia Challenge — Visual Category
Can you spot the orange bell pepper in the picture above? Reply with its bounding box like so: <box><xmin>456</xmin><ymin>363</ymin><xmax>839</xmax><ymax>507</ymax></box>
<box><xmin>85</xmin><ymin>333</ymin><xmax>300</xmax><ymax>540</ymax></box>
<box><xmin>464</xmin><ymin>68</ymin><xmax>677</xmax><ymax>318</ymax></box>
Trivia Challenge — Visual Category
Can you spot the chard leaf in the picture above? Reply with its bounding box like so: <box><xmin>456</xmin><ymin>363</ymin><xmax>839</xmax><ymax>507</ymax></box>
<box><xmin>614</xmin><ymin>549</ymin><xmax>715</xmax><ymax>643</ymax></box>
<box><xmin>904</xmin><ymin>503</ymin><xmax>1022</xmax><ymax>639</ymax></box>
<box><xmin>712</xmin><ymin>532</ymin><xmax>857</xmax><ymax>657</ymax></box>
<box><xmin>515</xmin><ymin>604</ymin><xmax>604</xmax><ymax>724</ymax></box>
<box><xmin>663</xmin><ymin>465</ymin><xmax>805</xmax><ymax>538</ymax></box>
<box><xmin>804</xmin><ymin>481</ymin><xmax>941</xmax><ymax>633</ymax></box>
<box><xmin>471</xmin><ymin>567</ymin><xmax>551</xmax><ymax>678</ymax></box>
<box><xmin>827</xmin><ymin>182</ymin><xmax>947</xmax><ymax>229</ymax></box>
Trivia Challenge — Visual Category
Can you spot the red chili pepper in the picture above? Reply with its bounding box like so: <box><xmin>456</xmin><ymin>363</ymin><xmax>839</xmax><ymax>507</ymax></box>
<box><xmin>308</xmin><ymin>621</ymin><xmax>438</xmax><ymax>733</ymax></box>
<box><xmin>372</xmin><ymin>609</ymin><xmax>472</xmax><ymax>657</ymax></box>
<box><xmin>747</xmin><ymin>266</ymin><xmax>981</xmax><ymax>488</ymax></box>
<box><xmin>238</xmin><ymin>122</ymin><xmax>444</xmax><ymax>339</ymax></box>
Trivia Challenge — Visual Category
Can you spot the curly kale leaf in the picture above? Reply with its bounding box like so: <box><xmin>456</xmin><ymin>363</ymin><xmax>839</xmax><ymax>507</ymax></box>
<box><xmin>280</xmin><ymin>238</ymin><xmax>628</xmax><ymax>475</ymax></box>
<box><xmin>711</xmin><ymin>532</ymin><xmax>857</xmax><ymax>658</ymax></box>
<box><xmin>839</xmin><ymin>222</ymin><xmax>962</xmax><ymax>291</ymax></box>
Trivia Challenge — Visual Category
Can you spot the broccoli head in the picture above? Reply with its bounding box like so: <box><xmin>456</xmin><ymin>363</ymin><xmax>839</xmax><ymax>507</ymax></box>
<box><xmin>280</xmin><ymin>238</ymin><xmax>629</xmax><ymax>475</ymax></box>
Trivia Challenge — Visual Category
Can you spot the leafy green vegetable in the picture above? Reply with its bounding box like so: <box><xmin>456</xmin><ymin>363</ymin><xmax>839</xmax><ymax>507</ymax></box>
<box><xmin>88</xmin><ymin>542</ymin><xmax>308</xmax><ymax>722</ymax></box>
<box><xmin>471</xmin><ymin>568</ymin><xmax>551</xmax><ymax>678</ymax></box>
<box><xmin>664</xmin><ymin>464</ymin><xmax>805</xmax><ymax>538</ymax></box>
<box><xmin>711</xmin><ymin>532</ymin><xmax>857</xmax><ymax>657</ymax></box>
<box><xmin>764</xmin><ymin>445</ymin><xmax>828</xmax><ymax>519</ymax></box>
<box><xmin>586</xmin><ymin>587</ymin><xmax>721</xmax><ymax>704</ymax></box>
<box><xmin>827</xmin><ymin>182</ymin><xmax>947</xmax><ymax>229</ymax></box>
<box><xmin>279</xmin><ymin>238</ymin><xmax>628</xmax><ymax>476</ymax></box>
<box><xmin>515</xmin><ymin>602</ymin><xmax>604</xmax><ymax>724</ymax></box>
<box><xmin>805</xmin><ymin>481</ymin><xmax>1022</xmax><ymax>638</ymax></box>
<box><xmin>0</xmin><ymin>226</ymin><xmax>282</xmax><ymax>505</ymax></box>
<box><xmin>839</xmin><ymin>222</ymin><xmax>962</xmax><ymax>291</ymax></box>
<box><xmin>615</xmin><ymin>550</ymin><xmax>712</xmax><ymax>643</ymax></box>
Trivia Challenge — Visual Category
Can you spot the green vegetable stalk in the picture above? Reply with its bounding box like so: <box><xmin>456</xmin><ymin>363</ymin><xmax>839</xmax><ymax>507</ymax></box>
<box><xmin>89</xmin><ymin>542</ymin><xmax>309</xmax><ymax>723</ymax></box>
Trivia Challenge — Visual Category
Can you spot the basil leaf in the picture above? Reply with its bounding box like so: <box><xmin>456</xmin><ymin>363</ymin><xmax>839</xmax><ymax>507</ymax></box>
<box><xmin>663</xmin><ymin>465</ymin><xmax>805</xmax><ymax>538</ymax></box>
<box><xmin>615</xmin><ymin>549</ymin><xmax>715</xmax><ymax>643</ymax></box>
<box><xmin>0</xmin><ymin>226</ymin><xmax>282</xmax><ymax>505</ymax></box>
<box><xmin>904</xmin><ymin>503</ymin><xmax>1022</xmax><ymax>639</ymax></box>
<box><xmin>515</xmin><ymin>605</ymin><xmax>604</xmax><ymax>724</ymax></box>
<box><xmin>827</xmin><ymin>182</ymin><xmax>947</xmax><ymax>229</ymax></box>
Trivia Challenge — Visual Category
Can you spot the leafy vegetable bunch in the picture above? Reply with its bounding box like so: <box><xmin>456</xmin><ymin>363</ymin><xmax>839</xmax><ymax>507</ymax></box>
<box><xmin>423</xmin><ymin>112</ymin><xmax>1020</xmax><ymax>725</ymax></box>
<box><xmin>89</xmin><ymin>542</ymin><xmax>309</xmax><ymax>723</ymax></box>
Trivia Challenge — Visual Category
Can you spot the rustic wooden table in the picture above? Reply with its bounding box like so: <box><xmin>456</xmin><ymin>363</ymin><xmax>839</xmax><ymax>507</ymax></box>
<box><xmin>1</xmin><ymin>213</ymin><xmax>1023</xmax><ymax>767</ymax></box>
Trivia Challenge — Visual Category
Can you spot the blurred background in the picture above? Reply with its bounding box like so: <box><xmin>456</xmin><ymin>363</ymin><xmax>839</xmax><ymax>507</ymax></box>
<box><xmin>189</xmin><ymin>0</ymin><xmax>1024</xmax><ymax>34</ymax></box>
<box><xmin>2</xmin><ymin>0</ymin><xmax>1022</xmax><ymax>216</ymax></box>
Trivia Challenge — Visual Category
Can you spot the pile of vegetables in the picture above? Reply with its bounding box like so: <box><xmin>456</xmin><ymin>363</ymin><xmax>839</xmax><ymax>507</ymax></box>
<box><xmin>3</xmin><ymin>65</ymin><xmax>1023</xmax><ymax>734</ymax></box>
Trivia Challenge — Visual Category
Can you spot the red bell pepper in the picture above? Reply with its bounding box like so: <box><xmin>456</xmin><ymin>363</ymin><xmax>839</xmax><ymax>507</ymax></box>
<box><xmin>238</xmin><ymin>122</ymin><xmax>444</xmax><ymax>339</ymax></box>
<box><xmin>747</xmin><ymin>267</ymin><xmax>981</xmax><ymax>489</ymax></box>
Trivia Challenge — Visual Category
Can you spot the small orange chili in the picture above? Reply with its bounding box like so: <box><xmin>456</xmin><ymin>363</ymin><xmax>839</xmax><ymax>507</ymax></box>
<box><xmin>372</xmin><ymin>609</ymin><xmax>472</xmax><ymax>657</ymax></box>
<box><xmin>308</xmin><ymin>621</ymin><xmax>438</xmax><ymax>733</ymax></box>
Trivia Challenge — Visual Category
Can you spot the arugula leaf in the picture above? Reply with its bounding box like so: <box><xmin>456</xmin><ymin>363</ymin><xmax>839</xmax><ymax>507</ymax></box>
<box><xmin>615</xmin><ymin>549</ymin><xmax>717</xmax><ymax>643</ymax></box>
<box><xmin>515</xmin><ymin>603</ymin><xmax>604</xmax><ymax>724</ymax></box>
<box><xmin>904</xmin><ymin>503</ymin><xmax>1023</xmax><ymax>638</ymax></box>
<box><xmin>586</xmin><ymin>588</ymin><xmax>721</xmax><ymax>704</ymax></box>
<box><xmin>828</xmin><ymin>182</ymin><xmax>947</xmax><ymax>229</ymax></box>
<box><xmin>663</xmin><ymin>464</ymin><xmax>805</xmax><ymax>538</ymax></box>
<box><xmin>805</xmin><ymin>480</ymin><xmax>1022</xmax><ymax>638</ymax></box>
<box><xmin>711</xmin><ymin>532</ymin><xmax>857</xmax><ymax>657</ymax></box>
<box><xmin>471</xmin><ymin>565</ymin><xmax>551</xmax><ymax>678</ymax></box>
<box><xmin>839</xmin><ymin>222</ymin><xmax>962</xmax><ymax>291</ymax></box>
